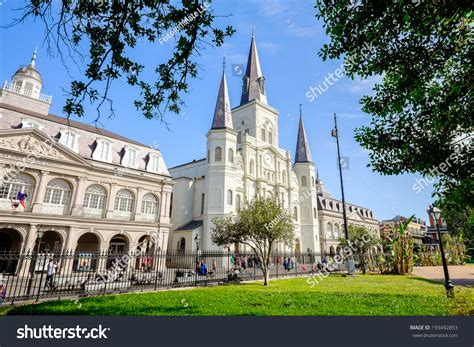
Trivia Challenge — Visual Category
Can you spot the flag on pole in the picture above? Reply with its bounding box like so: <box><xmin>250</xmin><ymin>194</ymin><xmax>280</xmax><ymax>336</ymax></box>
<box><xmin>331</xmin><ymin>129</ymin><xmax>337</xmax><ymax>137</ymax></box>
<box><xmin>17</xmin><ymin>192</ymin><xmax>28</xmax><ymax>208</ymax></box>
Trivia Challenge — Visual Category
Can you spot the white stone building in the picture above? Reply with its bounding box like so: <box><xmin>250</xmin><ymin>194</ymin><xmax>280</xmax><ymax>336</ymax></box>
<box><xmin>168</xmin><ymin>35</ymin><xmax>379</xmax><ymax>257</ymax></box>
<box><xmin>0</xmin><ymin>51</ymin><xmax>173</xmax><ymax>274</ymax></box>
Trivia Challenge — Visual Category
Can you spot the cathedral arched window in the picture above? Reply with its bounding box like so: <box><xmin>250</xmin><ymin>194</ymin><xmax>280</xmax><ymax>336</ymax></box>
<box><xmin>334</xmin><ymin>224</ymin><xmax>340</xmax><ymax>238</ymax></box>
<box><xmin>261</xmin><ymin>128</ymin><xmax>266</xmax><ymax>142</ymax></box>
<box><xmin>312</xmin><ymin>176</ymin><xmax>315</xmax><ymax>187</ymax></box>
<box><xmin>293</xmin><ymin>206</ymin><xmax>298</xmax><ymax>221</ymax></box>
<box><xmin>236</xmin><ymin>194</ymin><xmax>241</xmax><ymax>210</ymax></box>
<box><xmin>313</xmin><ymin>207</ymin><xmax>317</xmax><ymax>219</ymax></box>
<box><xmin>227</xmin><ymin>190</ymin><xmax>233</xmax><ymax>205</ymax></box>
<box><xmin>301</xmin><ymin>176</ymin><xmax>307</xmax><ymax>187</ymax></box>
<box><xmin>215</xmin><ymin>147</ymin><xmax>222</xmax><ymax>162</ymax></box>
<box><xmin>268</xmin><ymin>131</ymin><xmax>273</xmax><ymax>145</ymax></box>
<box><xmin>249</xmin><ymin>160</ymin><xmax>255</xmax><ymax>175</ymax></box>
<box><xmin>228</xmin><ymin>148</ymin><xmax>234</xmax><ymax>163</ymax></box>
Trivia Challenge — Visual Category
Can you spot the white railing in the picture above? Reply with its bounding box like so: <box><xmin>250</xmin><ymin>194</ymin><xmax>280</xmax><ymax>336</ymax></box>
<box><xmin>2</xmin><ymin>81</ymin><xmax>52</xmax><ymax>104</ymax></box>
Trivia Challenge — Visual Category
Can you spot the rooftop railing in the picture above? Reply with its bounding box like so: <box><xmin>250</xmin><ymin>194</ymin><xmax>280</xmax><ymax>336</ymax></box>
<box><xmin>1</xmin><ymin>81</ymin><xmax>52</xmax><ymax>104</ymax></box>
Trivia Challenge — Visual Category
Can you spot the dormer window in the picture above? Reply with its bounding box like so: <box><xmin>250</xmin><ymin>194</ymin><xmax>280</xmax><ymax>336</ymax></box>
<box><xmin>122</xmin><ymin>146</ymin><xmax>138</xmax><ymax>168</ymax></box>
<box><xmin>22</xmin><ymin>118</ymin><xmax>44</xmax><ymax>131</ymax></box>
<box><xmin>148</xmin><ymin>153</ymin><xmax>161</xmax><ymax>173</ymax></box>
<box><xmin>93</xmin><ymin>139</ymin><xmax>112</xmax><ymax>162</ymax></box>
<box><xmin>242</xmin><ymin>76</ymin><xmax>249</xmax><ymax>93</ymax></box>
<box><xmin>59</xmin><ymin>129</ymin><xmax>80</xmax><ymax>153</ymax></box>
<box><xmin>257</xmin><ymin>77</ymin><xmax>265</xmax><ymax>94</ymax></box>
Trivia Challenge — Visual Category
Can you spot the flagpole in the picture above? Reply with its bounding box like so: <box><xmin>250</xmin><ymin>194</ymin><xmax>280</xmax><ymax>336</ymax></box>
<box><xmin>333</xmin><ymin>113</ymin><xmax>349</xmax><ymax>240</ymax></box>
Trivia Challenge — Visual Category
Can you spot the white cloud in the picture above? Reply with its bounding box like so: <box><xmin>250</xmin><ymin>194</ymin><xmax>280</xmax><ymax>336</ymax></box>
<box><xmin>258</xmin><ymin>41</ymin><xmax>280</xmax><ymax>54</ymax></box>
<box><xmin>346</xmin><ymin>75</ymin><xmax>383</xmax><ymax>94</ymax></box>
<box><xmin>338</xmin><ymin>113</ymin><xmax>367</xmax><ymax>119</ymax></box>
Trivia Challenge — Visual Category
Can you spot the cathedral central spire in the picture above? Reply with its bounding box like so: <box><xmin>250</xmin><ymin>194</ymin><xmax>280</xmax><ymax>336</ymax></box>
<box><xmin>240</xmin><ymin>33</ymin><xmax>267</xmax><ymax>106</ymax></box>
<box><xmin>211</xmin><ymin>59</ymin><xmax>233</xmax><ymax>129</ymax></box>
<box><xmin>295</xmin><ymin>105</ymin><xmax>313</xmax><ymax>163</ymax></box>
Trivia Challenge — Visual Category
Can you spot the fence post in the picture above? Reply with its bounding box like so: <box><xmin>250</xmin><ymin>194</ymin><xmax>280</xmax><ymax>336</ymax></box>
<box><xmin>154</xmin><ymin>248</ymin><xmax>161</xmax><ymax>291</ymax></box>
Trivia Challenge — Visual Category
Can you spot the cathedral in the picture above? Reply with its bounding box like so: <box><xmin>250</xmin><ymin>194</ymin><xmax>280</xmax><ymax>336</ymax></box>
<box><xmin>168</xmin><ymin>34</ymin><xmax>379</xmax><ymax>257</ymax></box>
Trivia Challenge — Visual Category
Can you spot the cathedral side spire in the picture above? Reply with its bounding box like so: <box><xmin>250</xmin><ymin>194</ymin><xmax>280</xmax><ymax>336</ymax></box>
<box><xmin>30</xmin><ymin>47</ymin><xmax>38</xmax><ymax>68</ymax></box>
<box><xmin>240</xmin><ymin>33</ymin><xmax>267</xmax><ymax>106</ymax></box>
<box><xmin>295</xmin><ymin>105</ymin><xmax>313</xmax><ymax>163</ymax></box>
<box><xmin>211</xmin><ymin>59</ymin><xmax>233</xmax><ymax>129</ymax></box>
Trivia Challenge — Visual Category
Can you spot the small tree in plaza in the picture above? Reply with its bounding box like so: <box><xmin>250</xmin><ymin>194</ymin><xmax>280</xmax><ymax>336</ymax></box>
<box><xmin>211</xmin><ymin>197</ymin><xmax>295</xmax><ymax>286</ymax></box>
<box><xmin>338</xmin><ymin>225</ymin><xmax>380</xmax><ymax>274</ymax></box>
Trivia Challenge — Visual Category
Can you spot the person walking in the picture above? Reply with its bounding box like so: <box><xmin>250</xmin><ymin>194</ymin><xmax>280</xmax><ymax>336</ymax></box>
<box><xmin>45</xmin><ymin>259</ymin><xmax>57</xmax><ymax>289</ymax></box>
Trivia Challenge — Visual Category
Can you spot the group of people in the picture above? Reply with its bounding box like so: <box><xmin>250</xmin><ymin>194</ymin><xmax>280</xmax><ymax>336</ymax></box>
<box><xmin>230</xmin><ymin>255</ymin><xmax>260</xmax><ymax>270</ymax></box>
<box><xmin>282</xmin><ymin>257</ymin><xmax>295</xmax><ymax>272</ymax></box>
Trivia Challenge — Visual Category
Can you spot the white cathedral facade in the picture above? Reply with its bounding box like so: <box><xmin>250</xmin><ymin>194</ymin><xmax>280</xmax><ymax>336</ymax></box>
<box><xmin>169</xmin><ymin>35</ymin><xmax>379</xmax><ymax>257</ymax></box>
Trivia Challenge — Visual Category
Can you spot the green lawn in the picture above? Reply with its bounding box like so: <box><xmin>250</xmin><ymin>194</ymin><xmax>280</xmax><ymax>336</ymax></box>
<box><xmin>5</xmin><ymin>275</ymin><xmax>474</xmax><ymax>316</ymax></box>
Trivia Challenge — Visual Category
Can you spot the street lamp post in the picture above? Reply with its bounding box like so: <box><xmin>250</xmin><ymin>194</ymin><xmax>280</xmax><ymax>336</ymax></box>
<box><xmin>194</xmin><ymin>234</ymin><xmax>200</xmax><ymax>286</ymax></box>
<box><xmin>428</xmin><ymin>205</ymin><xmax>454</xmax><ymax>298</ymax></box>
<box><xmin>332</xmin><ymin>113</ymin><xmax>354</xmax><ymax>275</ymax></box>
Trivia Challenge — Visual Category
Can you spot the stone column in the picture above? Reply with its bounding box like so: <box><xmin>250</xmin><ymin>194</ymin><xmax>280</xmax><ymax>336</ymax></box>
<box><xmin>59</xmin><ymin>227</ymin><xmax>77</xmax><ymax>276</ymax></box>
<box><xmin>96</xmin><ymin>242</ymin><xmax>110</xmax><ymax>275</ymax></box>
<box><xmin>71</xmin><ymin>177</ymin><xmax>87</xmax><ymax>216</ymax></box>
<box><xmin>18</xmin><ymin>224</ymin><xmax>40</xmax><ymax>275</ymax></box>
<box><xmin>134</xmin><ymin>187</ymin><xmax>144</xmax><ymax>221</ymax></box>
<box><xmin>31</xmin><ymin>171</ymin><xmax>50</xmax><ymax>213</ymax></box>
<box><xmin>105</xmin><ymin>183</ymin><xmax>119</xmax><ymax>219</ymax></box>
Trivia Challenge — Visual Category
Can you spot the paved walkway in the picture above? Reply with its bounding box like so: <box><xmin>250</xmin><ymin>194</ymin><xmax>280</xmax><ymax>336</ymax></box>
<box><xmin>412</xmin><ymin>265</ymin><xmax>474</xmax><ymax>287</ymax></box>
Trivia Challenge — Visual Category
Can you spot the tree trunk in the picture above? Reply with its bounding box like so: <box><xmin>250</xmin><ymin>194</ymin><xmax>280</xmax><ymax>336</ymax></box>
<box><xmin>262</xmin><ymin>258</ymin><xmax>271</xmax><ymax>286</ymax></box>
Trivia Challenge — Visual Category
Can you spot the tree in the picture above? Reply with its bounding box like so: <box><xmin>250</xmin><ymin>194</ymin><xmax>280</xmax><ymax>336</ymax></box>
<box><xmin>7</xmin><ymin>0</ymin><xmax>234</xmax><ymax>124</ymax></box>
<box><xmin>389</xmin><ymin>215</ymin><xmax>415</xmax><ymax>275</ymax></box>
<box><xmin>211</xmin><ymin>197</ymin><xmax>295</xmax><ymax>286</ymax></box>
<box><xmin>338</xmin><ymin>225</ymin><xmax>379</xmax><ymax>274</ymax></box>
<box><xmin>315</xmin><ymin>1</ymin><xmax>473</xmax><ymax>217</ymax></box>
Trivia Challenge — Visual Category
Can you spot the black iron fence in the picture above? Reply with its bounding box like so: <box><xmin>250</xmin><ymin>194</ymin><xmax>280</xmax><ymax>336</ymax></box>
<box><xmin>0</xmin><ymin>250</ymin><xmax>338</xmax><ymax>304</ymax></box>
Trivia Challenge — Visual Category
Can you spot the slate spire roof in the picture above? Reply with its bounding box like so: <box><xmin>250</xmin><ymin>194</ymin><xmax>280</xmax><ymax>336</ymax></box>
<box><xmin>295</xmin><ymin>105</ymin><xmax>313</xmax><ymax>163</ymax></box>
<box><xmin>211</xmin><ymin>60</ymin><xmax>233</xmax><ymax>129</ymax></box>
<box><xmin>240</xmin><ymin>33</ymin><xmax>267</xmax><ymax>106</ymax></box>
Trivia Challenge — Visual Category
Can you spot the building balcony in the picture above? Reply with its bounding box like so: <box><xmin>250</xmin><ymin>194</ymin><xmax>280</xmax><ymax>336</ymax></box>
<box><xmin>2</xmin><ymin>81</ymin><xmax>52</xmax><ymax>104</ymax></box>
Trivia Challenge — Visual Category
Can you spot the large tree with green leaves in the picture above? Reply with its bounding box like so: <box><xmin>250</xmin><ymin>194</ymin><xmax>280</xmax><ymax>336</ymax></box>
<box><xmin>315</xmin><ymin>0</ymin><xmax>473</xmax><ymax>227</ymax></box>
<box><xmin>211</xmin><ymin>197</ymin><xmax>295</xmax><ymax>286</ymax></box>
<box><xmin>7</xmin><ymin>0</ymin><xmax>234</xmax><ymax>124</ymax></box>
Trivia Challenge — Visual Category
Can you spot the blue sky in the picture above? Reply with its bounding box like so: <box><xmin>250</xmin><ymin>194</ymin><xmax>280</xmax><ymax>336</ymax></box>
<box><xmin>0</xmin><ymin>0</ymin><xmax>436</xmax><ymax>221</ymax></box>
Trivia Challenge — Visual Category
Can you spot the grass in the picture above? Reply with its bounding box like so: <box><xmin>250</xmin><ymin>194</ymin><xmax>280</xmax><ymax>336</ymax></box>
<box><xmin>5</xmin><ymin>275</ymin><xmax>474</xmax><ymax>316</ymax></box>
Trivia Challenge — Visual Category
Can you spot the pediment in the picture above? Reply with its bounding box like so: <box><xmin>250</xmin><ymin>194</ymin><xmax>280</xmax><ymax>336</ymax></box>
<box><xmin>347</xmin><ymin>210</ymin><xmax>366</xmax><ymax>222</ymax></box>
<box><xmin>0</xmin><ymin>128</ymin><xmax>90</xmax><ymax>167</ymax></box>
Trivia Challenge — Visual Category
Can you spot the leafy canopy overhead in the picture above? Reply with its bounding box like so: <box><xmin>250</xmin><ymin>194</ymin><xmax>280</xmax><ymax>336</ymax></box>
<box><xmin>10</xmin><ymin>0</ymin><xmax>235</xmax><ymax>124</ymax></box>
<box><xmin>315</xmin><ymin>0</ymin><xmax>473</xmax><ymax>211</ymax></box>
